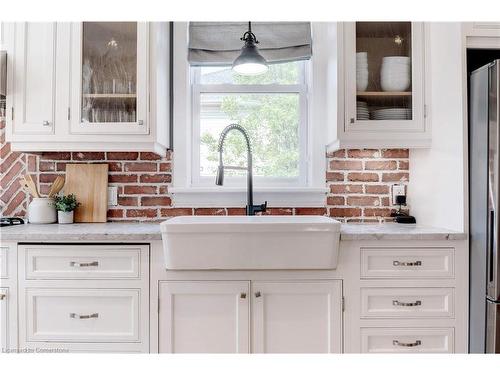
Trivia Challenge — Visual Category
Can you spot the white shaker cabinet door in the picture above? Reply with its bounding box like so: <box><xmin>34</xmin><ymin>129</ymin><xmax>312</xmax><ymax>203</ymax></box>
<box><xmin>158</xmin><ymin>281</ymin><xmax>250</xmax><ymax>353</ymax></box>
<box><xmin>252</xmin><ymin>280</ymin><xmax>343</xmax><ymax>353</ymax></box>
<box><xmin>11</xmin><ymin>22</ymin><xmax>58</xmax><ymax>135</ymax></box>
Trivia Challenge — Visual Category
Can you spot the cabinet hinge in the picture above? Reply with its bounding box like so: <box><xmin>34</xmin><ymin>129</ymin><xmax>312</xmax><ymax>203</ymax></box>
<box><xmin>68</xmin><ymin>107</ymin><xmax>71</xmax><ymax>121</ymax></box>
<box><xmin>11</xmin><ymin>107</ymin><xmax>14</xmax><ymax>121</ymax></box>
<box><xmin>342</xmin><ymin>296</ymin><xmax>345</xmax><ymax>312</ymax></box>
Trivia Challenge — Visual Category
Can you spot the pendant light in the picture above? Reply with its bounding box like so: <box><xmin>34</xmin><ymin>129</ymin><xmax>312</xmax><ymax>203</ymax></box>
<box><xmin>232</xmin><ymin>22</ymin><xmax>269</xmax><ymax>76</ymax></box>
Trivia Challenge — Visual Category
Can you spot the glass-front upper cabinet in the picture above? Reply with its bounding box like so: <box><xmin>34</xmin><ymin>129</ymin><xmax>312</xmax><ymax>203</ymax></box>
<box><xmin>70</xmin><ymin>22</ymin><xmax>149</xmax><ymax>134</ymax></box>
<box><xmin>341</xmin><ymin>22</ymin><xmax>428</xmax><ymax>146</ymax></box>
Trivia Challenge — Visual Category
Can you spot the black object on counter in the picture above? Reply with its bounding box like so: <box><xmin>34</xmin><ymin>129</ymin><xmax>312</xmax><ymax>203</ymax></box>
<box><xmin>391</xmin><ymin>195</ymin><xmax>417</xmax><ymax>224</ymax></box>
<box><xmin>0</xmin><ymin>217</ymin><xmax>25</xmax><ymax>227</ymax></box>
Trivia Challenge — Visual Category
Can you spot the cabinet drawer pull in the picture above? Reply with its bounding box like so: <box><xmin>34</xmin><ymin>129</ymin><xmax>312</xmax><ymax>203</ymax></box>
<box><xmin>70</xmin><ymin>261</ymin><xmax>99</xmax><ymax>268</ymax></box>
<box><xmin>240</xmin><ymin>293</ymin><xmax>247</xmax><ymax>299</ymax></box>
<box><xmin>255</xmin><ymin>291</ymin><xmax>262</xmax><ymax>298</ymax></box>
<box><xmin>393</xmin><ymin>260</ymin><xmax>422</xmax><ymax>267</ymax></box>
<box><xmin>138</xmin><ymin>120</ymin><xmax>144</xmax><ymax>125</ymax></box>
<box><xmin>393</xmin><ymin>339</ymin><xmax>422</xmax><ymax>347</ymax></box>
<box><xmin>392</xmin><ymin>300</ymin><xmax>422</xmax><ymax>307</ymax></box>
<box><xmin>69</xmin><ymin>313</ymin><xmax>99</xmax><ymax>319</ymax></box>
<box><xmin>0</xmin><ymin>293</ymin><xmax>6</xmax><ymax>300</ymax></box>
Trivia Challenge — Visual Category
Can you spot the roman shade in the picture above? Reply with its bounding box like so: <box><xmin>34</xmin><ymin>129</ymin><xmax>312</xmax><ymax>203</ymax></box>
<box><xmin>188</xmin><ymin>22</ymin><xmax>312</xmax><ymax>66</ymax></box>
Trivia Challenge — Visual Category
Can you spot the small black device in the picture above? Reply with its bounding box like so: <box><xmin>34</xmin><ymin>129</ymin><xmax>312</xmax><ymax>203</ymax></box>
<box><xmin>0</xmin><ymin>217</ymin><xmax>25</xmax><ymax>227</ymax></box>
<box><xmin>392</xmin><ymin>195</ymin><xmax>416</xmax><ymax>224</ymax></box>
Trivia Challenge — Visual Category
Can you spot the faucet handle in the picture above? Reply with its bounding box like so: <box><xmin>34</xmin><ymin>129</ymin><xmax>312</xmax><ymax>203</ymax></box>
<box><xmin>259</xmin><ymin>201</ymin><xmax>268</xmax><ymax>213</ymax></box>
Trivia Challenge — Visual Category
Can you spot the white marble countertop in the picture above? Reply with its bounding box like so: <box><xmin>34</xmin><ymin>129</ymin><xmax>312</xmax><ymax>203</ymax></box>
<box><xmin>0</xmin><ymin>221</ymin><xmax>466</xmax><ymax>242</ymax></box>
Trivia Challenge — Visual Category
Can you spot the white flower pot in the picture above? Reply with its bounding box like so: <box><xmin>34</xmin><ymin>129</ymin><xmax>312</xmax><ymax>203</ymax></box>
<box><xmin>28</xmin><ymin>198</ymin><xmax>57</xmax><ymax>224</ymax></box>
<box><xmin>58</xmin><ymin>211</ymin><xmax>74</xmax><ymax>224</ymax></box>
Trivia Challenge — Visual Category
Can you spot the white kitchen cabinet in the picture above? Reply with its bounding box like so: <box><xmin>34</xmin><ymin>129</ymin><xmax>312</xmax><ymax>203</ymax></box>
<box><xmin>0</xmin><ymin>243</ymin><xmax>17</xmax><ymax>353</ymax></box>
<box><xmin>158</xmin><ymin>281</ymin><xmax>250</xmax><ymax>353</ymax></box>
<box><xmin>69</xmin><ymin>22</ymin><xmax>149</xmax><ymax>135</ymax></box>
<box><xmin>252</xmin><ymin>280</ymin><xmax>343</xmax><ymax>353</ymax></box>
<box><xmin>8</xmin><ymin>23</ymin><xmax>59</xmax><ymax>135</ymax></box>
<box><xmin>0</xmin><ymin>287</ymin><xmax>8</xmax><ymax>350</ymax></box>
<box><xmin>17</xmin><ymin>244</ymin><xmax>150</xmax><ymax>353</ymax></box>
<box><xmin>3</xmin><ymin>22</ymin><xmax>170</xmax><ymax>155</ymax></box>
<box><xmin>336</xmin><ymin>22</ymin><xmax>430</xmax><ymax>148</ymax></box>
<box><xmin>158</xmin><ymin>279</ymin><xmax>343</xmax><ymax>354</ymax></box>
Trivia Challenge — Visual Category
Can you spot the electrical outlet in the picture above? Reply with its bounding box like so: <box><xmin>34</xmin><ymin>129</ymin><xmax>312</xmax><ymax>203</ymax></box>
<box><xmin>392</xmin><ymin>184</ymin><xmax>406</xmax><ymax>205</ymax></box>
<box><xmin>108</xmin><ymin>186</ymin><xmax>118</xmax><ymax>206</ymax></box>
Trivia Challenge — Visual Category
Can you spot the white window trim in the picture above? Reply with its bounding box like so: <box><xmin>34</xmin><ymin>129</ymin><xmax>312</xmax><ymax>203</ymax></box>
<box><xmin>171</xmin><ymin>22</ymin><xmax>334</xmax><ymax>208</ymax></box>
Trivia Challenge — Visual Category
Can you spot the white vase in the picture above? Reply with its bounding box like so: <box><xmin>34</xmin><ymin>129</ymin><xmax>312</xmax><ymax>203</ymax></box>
<box><xmin>28</xmin><ymin>198</ymin><xmax>57</xmax><ymax>224</ymax></box>
<box><xmin>58</xmin><ymin>211</ymin><xmax>74</xmax><ymax>224</ymax></box>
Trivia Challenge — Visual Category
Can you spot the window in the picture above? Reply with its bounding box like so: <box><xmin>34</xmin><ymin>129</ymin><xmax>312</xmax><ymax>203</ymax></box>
<box><xmin>171</xmin><ymin>22</ymin><xmax>331</xmax><ymax>207</ymax></box>
<box><xmin>191</xmin><ymin>61</ymin><xmax>308</xmax><ymax>187</ymax></box>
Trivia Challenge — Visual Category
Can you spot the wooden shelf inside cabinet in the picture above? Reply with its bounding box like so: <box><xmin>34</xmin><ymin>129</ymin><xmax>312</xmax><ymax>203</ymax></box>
<box><xmin>83</xmin><ymin>94</ymin><xmax>137</xmax><ymax>99</ymax></box>
<box><xmin>357</xmin><ymin>91</ymin><xmax>412</xmax><ymax>97</ymax></box>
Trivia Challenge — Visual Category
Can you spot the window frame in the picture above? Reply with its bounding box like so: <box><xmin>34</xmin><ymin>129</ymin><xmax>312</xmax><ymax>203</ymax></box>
<box><xmin>190</xmin><ymin>62</ymin><xmax>309</xmax><ymax>188</ymax></box>
<box><xmin>171</xmin><ymin>22</ymin><xmax>333</xmax><ymax>208</ymax></box>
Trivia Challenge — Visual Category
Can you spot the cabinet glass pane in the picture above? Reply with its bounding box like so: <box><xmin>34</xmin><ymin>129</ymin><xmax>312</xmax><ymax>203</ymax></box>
<box><xmin>81</xmin><ymin>22</ymin><xmax>137</xmax><ymax>123</ymax></box>
<box><xmin>355</xmin><ymin>22</ymin><xmax>412</xmax><ymax>121</ymax></box>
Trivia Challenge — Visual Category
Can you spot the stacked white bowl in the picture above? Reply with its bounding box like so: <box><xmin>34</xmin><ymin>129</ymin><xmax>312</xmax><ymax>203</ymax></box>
<box><xmin>356</xmin><ymin>101</ymin><xmax>370</xmax><ymax>120</ymax></box>
<box><xmin>356</xmin><ymin>52</ymin><xmax>369</xmax><ymax>91</ymax></box>
<box><xmin>380</xmin><ymin>56</ymin><xmax>410</xmax><ymax>92</ymax></box>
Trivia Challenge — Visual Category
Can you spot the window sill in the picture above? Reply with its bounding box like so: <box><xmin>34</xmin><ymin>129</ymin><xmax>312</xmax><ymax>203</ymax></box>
<box><xmin>169</xmin><ymin>187</ymin><xmax>327</xmax><ymax>208</ymax></box>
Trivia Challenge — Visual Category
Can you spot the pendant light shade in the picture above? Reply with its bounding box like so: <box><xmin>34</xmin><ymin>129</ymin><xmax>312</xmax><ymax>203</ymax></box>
<box><xmin>232</xmin><ymin>22</ymin><xmax>268</xmax><ymax>76</ymax></box>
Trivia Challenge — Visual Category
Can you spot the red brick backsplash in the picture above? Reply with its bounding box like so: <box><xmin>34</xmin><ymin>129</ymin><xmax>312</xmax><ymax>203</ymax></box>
<box><xmin>1</xmin><ymin>118</ymin><xmax>409</xmax><ymax>222</ymax></box>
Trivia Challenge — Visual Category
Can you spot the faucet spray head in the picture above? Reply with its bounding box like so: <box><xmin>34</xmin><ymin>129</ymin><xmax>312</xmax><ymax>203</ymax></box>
<box><xmin>215</xmin><ymin>164</ymin><xmax>224</xmax><ymax>186</ymax></box>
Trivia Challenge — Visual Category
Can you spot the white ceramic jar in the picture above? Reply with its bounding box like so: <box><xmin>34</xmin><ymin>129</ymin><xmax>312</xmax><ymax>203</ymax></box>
<box><xmin>28</xmin><ymin>198</ymin><xmax>57</xmax><ymax>224</ymax></box>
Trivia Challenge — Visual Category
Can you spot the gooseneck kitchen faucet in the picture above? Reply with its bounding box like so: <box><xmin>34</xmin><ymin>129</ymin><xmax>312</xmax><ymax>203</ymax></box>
<box><xmin>215</xmin><ymin>124</ymin><xmax>267</xmax><ymax>216</ymax></box>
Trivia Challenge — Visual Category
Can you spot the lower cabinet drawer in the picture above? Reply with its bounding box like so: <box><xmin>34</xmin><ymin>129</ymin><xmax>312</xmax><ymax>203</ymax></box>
<box><xmin>361</xmin><ymin>248</ymin><xmax>455</xmax><ymax>279</ymax></box>
<box><xmin>25</xmin><ymin>289</ymin><xmax>140</xmax><ymax>343</ymax></box>
<box><xmin>22</xmin><ymin>245</ymin><xmax>144</xmax><ymax>280</ymax></box>
<box><xmin>361</xmin><ymin>328</ymin><xmax>454</xmax><ymax>353</ymax></box>
<box><xmin>360</xmin><ymin>288</ymin><xmax>455</xmax><ymax>318</ymax></box>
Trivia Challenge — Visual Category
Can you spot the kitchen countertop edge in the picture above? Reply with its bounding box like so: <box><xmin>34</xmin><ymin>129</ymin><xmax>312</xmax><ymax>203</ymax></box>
<box><xmin>0</xmin><ymin>222</ymin><xmax>467</xmax><ymax>242</ymax></box>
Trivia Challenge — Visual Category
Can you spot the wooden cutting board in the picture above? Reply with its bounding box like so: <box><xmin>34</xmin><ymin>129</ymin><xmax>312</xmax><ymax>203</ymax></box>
<box><xmin>64</xmin><ymin>164</ymin><xmax>108</xmax><ymax>223</ymax></box>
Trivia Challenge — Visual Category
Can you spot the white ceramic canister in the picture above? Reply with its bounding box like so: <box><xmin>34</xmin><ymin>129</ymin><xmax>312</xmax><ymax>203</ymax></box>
<box><xmin>28</xmin><ymin>198</ymin><xmax>57</xmax><ymax>224</ymax></box>
<box><xmin>57</xmin><ymin>210</ymin><xmax>74</xmax><ymax>224</ymax></box>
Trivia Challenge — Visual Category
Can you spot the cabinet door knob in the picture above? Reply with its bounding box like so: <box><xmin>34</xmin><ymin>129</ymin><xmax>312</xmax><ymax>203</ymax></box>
<box><xmin>138</xmin><ymin>120</ymin><xmax>144</xmax><ymax>125</ymax></box>
<box><xmin>69</xmin><ymin>313</ymin><xmax>99</xmax><ymax>319</ymax></box>
<box><xmin>240</xmin><ymin>293</ymin><xmax>247</xmax><ymax>299</ymax></box>
<box><xmin>393</xmin><ymin>339</ymin><xmax>422</xmax><ymax>347</ymax></box>
<box><xmin>42</xmin><ymin>120</ymin><xmax>50</xmax><ymax>126</ymax></box>
<box><xmin>255</xmin><ymin>291</ymin><xmax>262</xmax><ymax>298</ymax></box>
<box><xmin>0</xmin><ymin>293</ymin><xmax>6</xmax><ymax>300</ymax></box>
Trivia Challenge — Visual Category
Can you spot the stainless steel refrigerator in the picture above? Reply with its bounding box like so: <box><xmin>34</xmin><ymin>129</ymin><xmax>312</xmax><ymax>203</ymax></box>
<box><xmin>470</xmin><ymin>59</ymin><xmax>500</xmax><ymax>353</ymax></box>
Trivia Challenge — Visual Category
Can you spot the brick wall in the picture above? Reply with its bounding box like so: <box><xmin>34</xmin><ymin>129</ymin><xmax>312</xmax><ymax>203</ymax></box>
<box><xmin>1</xmin><ymin>118</ymin><xmax>409</xmax><ymax>222</ymax></box>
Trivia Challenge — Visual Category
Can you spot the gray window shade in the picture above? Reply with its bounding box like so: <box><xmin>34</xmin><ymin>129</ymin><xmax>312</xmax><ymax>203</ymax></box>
<box><xmin>188</xmin><ymin>22</ymin><xmax>312</xmax><ymax>66</ymax></box>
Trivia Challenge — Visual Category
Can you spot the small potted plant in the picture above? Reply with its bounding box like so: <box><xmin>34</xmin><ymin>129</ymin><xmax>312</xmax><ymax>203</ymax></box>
<box><xmin>54</xmin><ymin>194</ymin><xmax>80</xmax><ymax>224</ymax></box>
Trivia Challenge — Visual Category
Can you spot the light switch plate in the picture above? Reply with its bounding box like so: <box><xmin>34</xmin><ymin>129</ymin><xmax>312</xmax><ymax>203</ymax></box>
<box><xmin>108</xmin><ymin>186</ymin><xmax>118</xmax><ymax>206</ymax></box>
<box><xmin>392</xmin><ymin>184</ymin><xmax>406</xmax><ymax>205</ymax></box>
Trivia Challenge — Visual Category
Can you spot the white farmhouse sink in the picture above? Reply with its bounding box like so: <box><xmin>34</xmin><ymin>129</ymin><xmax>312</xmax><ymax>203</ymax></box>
<box><xmin>160</xmin><ymin>215</ymin><xmax>341</xmax><ymax>270</ymax></box>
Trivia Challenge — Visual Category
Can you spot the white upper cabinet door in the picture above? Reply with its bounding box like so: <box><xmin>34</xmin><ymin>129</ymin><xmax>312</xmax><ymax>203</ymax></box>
<box><xmin>70</xmin><ymin>22</ymin><xmax>149</xmax><ymax>135</ymax></box>
<box><xmin>339</xmin><ymin>22</ymin><xmax>429</xmax><ymax>148</ymax></box>
<box><xmin>11</xmin><ymin>23</ymin><xmax>57</xmax><ymax>135</ymax></box>
<box><xmin>158</xmin><ymin>281</ymin><xmax>250</xmax><ymax>353</ymax></box>
<box><xmin>252</xmin><ymin>280</ymin><xmax>343</xmax><ymax>353</ymax></box>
